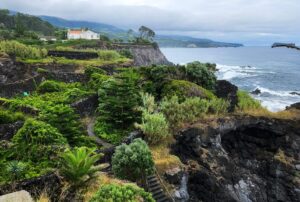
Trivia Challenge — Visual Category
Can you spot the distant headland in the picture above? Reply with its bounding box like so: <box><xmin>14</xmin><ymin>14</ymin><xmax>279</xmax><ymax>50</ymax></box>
<box><xmin>272</xmin><ymin>43</ymin><xmax>300</xmax><ymax>51</ymax></box>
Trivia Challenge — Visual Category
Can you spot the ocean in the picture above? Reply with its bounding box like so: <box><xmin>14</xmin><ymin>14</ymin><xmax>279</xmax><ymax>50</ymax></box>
<box><xmin>161</xmin><ymin>47</ymin><xmax>300</xmax><ymax>112</ymax></box>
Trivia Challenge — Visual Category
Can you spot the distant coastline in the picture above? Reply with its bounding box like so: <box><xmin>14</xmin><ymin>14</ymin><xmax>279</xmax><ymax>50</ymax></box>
<box><xmin>272</xmin><ymin>43</ymin><xmax>300</xmax><ymax>51</ymax></box>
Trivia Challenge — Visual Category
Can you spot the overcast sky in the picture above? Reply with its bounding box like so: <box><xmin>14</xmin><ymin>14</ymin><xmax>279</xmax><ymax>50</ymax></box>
<box><xmin>2</xmin><ymin>0</ymin><xmax>300</xmax><ymax>45</ymax></box>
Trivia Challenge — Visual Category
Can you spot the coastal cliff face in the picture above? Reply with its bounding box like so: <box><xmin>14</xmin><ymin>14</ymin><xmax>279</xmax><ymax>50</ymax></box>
<box><xmin>114</xmin><ymin>44</ymin><xmax>172</xmax><ymax>66</ymax></box>
<box><xmin>173</xmin><ymin>115</ymin><xmax>300</xmax><ymax>202</ymax></box>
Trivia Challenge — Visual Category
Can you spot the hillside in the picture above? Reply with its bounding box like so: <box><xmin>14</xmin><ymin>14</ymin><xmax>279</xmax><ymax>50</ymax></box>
<box><xmin>0</xmin><ymin>9</ymin><xmax>55</xmax><ymax>36</ymax></box>
<box><xmin>39</xmin><ymin>15</ymin><xmax>243</xmax><ymax>48</ymax></box>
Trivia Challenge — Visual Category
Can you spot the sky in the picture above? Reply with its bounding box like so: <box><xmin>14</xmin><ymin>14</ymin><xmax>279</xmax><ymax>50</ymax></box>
<box><xmin>2</xmin><ymin>0</ymin><xmax>300</xmax><ymax>46</ymax></box>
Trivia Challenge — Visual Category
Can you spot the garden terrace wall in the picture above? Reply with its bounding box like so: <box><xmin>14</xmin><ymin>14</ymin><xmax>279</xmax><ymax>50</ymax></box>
<box><xmin>0</xmin><ymin>173</ymin><xmax>62</xmax><ymax>201</ymax></box>
<box><xmin>47</xmin><ymin>50</ymin><xmax>99</xmax><ymax>60</ymax></box>
<box><xmin>0</xmin><ymin>74</ymin><xmax>43</xmax><ymax>98</ymax></box>
<box><xmin>40</xmin><ymin>71</ymin><xmax>88</xmax><ymax>83</ymax></box>
<box><xmin>0</xmin><ymin>121</ymin><xmax>24</xmax><ymax>141</ymax></box>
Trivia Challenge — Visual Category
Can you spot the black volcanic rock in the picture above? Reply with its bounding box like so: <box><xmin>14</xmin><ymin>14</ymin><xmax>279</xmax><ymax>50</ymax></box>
<box><xmin>216</xmin><ymin>80</ymin><xmax>238</xmax><ymax>112</ymax></box>
<box><xmin>172</xmin><ymin>115</ymin><xmax>300</xmax><ymax>202</ymax></box>
<box><xmin>251</xmin><ymin>88</ymin><xmax>261</xmax><ymax>95</ymax></box>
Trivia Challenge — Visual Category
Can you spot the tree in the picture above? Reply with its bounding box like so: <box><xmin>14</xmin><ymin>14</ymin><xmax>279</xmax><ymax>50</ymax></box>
<box><xmin>97</xmin><ymin>69</ymin><xmax>142</xmax><ymax>129</ymax></box>
<box><xmin>60</xmin><ymin>147</ymin><xmax>103</xmax><ymax>187</ymax></box>
<box><xmin>138</xmin><ymin>26</ymin><xmax>155</xmax><ymax>41</ymax></box>
<box><xmin>112</xmin><ymin>138</ymin><xmax>154</xmax><ymax>182</ymax></box>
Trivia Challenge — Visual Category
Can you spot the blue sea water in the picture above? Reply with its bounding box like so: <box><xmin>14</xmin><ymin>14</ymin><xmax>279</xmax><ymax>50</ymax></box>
<box><xmin>161</xmin><ymin>47</ymin><xmax>300</xmax><ymax>112</ymax></box>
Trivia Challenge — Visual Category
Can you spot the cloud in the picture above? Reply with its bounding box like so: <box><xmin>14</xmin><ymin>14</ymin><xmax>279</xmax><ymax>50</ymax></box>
<box><xmin>2</xmin><ymin>0</ymin><xmax>300</xmax><ymax>45</ymax></box>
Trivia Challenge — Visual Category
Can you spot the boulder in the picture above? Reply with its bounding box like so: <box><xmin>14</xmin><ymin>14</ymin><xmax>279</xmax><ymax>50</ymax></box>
<box><xmin>164</xmin><ymin>167</ymin><xmax>183</xmax><ymax>185</ymax></box>
<box><xmin>0</xmin><ymin>121</ymin><xmax>24</xmax><ymax>141</ymax></box>
<box><xmin>286</xmin><ymin>102</ymin><xmax>300</xmax><ymax>110</ymax></box>
<box><xmin>215</xmin><ymin>80</ymin><xmax>238</xmax><ymax>112</ymax></box>
<box><xmin>251</xmin><ymin>88</ymin><xmax>261</xmax><ymax>95</ymax></box>
<box><xmin>0</xmin><ymin>190</ymin><xmax>33</xmax><ymax>202</ymax></box>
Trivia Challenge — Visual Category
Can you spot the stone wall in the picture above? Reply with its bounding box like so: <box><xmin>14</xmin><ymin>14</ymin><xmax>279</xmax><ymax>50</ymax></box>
<box><xmin>0</xmin><ymin>74</ymin><xmax>43</xmax><ymax>98</ymax></box>
<box><xmin>48</xmin><ymin>50</ymin><xmax>98</xmax><ymax>60</ymax></box>
<box><xmin>0</xmin><ymin>173</ymin><xmax>62</xmax><ymax>201</ymax></box>
<box><xmin>71</xmin><ymin>94</ymin><xmax>98</xmax><ymax>117</ymax></box>
<box><xmin>0</xmin><ymin>121</ymin><xmax>24</xmax><ymax>141</ymax></box>
<box><xmin>41</xmin><ymin>71</ymin><xmax>88</xmax><ymax>83</ymax></box>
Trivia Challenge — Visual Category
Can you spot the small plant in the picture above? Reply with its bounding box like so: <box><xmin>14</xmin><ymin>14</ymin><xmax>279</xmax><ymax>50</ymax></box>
<box><xmin>136</xmin><ymin>111</ymin><xmax>170</xmax><ymax>145</ymax></box>
<box><xmin>37</xmin><ymin>80</ymin><xmax>65</xmax><ymax>94</ymax></box>
<box><xmin>140</xmin><ymin>92</ymin><xmax>157</xmax><ymax>114</ymax></box>
<box><xmin>6</xmin><ymin>161</ymin><xmax>27</xmax><ymax>181</ymax></box>
<box><xmin>236</xmin><ymin>90</ymin><xmax>263</xmax><ymax>112</ymax></box>
<box><xmin>84</xmin><ymin>66</ymin><xmax>106</xmax><ymax>78</ymax></box>
<box><xmin>208</xmin><ymin>98</ymin><xmax>230</xmax><ymax>114</ymax></box>
<box><xmin>112</xmin><ymin>138</ymin><xmax>154</xmax><ymax>182</ymax></box>
<box><xmin>88</xmin><ymin>73</ymin><xmax>110</xmax><ymax>90</ymax></box>
<box><xmin>60</xmin><ymin>147</ymin><xmax>103</xmax><ymax>187</ymax></box>
<box><xmin>0</xmin><ymin>109</ymin><xmax>24</xmax><ymax>124</ymax></box>
<box><xmin>89</xmin><ymin>184</ymin><xmax>154</xmax><ymax>202</ymax></box>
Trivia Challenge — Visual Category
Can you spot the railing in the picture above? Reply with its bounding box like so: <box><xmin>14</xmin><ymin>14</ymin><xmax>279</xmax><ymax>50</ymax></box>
<box><xmin>153</xmin><ymin>168</ymin><xmax>176</xmax><ymax>202</ymax></box>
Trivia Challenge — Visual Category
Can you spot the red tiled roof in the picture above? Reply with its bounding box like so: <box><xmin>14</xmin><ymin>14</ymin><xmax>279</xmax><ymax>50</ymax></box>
<box><xmin>69</xmin><ymin>30</ymin><xmax>83</xmax><ymax>34</ymax></box>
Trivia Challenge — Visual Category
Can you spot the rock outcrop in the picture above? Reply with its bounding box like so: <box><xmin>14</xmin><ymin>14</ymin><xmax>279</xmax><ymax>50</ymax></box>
<box><xmin>172</xmin><ymin>115</ymin><xmax>300</xmax><ymax>202</ymax></box>
<box><xmin>216</xmin><ymin>80</ymin><xmax>238</xmax><ymax>112</ymax></box>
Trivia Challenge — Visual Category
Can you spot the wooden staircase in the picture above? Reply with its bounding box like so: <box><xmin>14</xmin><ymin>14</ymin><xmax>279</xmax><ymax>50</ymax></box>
<box><xmin>146</xmin><ymin>174</ymin><xmax>173</xmax><ymax>202</ymax></box>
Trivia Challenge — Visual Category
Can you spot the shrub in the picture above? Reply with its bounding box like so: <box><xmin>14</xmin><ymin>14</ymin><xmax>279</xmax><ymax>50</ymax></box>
<box><xmin>94</xmin><ymin>120</ymin><xmax>127</xmax><ymax>145</ymax></box>
<box><xmin>37</xmin><ymin>80</ymin><xmax>65</xmax><ymax>94</ymax></box>
<box><xmin>0</xmin><ymin>109</ymin><xmax>24</xmax><ymax>124</ymax></box>
<box><xmin>88</xmin><ymin>73</ymin><xmax>110</xmax><ymax>90</ymax></box>
<box><xmin>208</xmin><ymin>98</ymin><xmax>230</xmax><ymax>115</ymax></box>
<box><xmin>140</xmin><ymin>92</ymin><xmax>157</xmax><ymax>114</ymax></box>
<box><xmin>112</xmin><ymin>138</ymin><xmax>154</xmax><ymax>182</ymax></box>
<box><xmin>98</xmin><ymin>70</ymin><xmax>141</xmax><ymax>129</ymax></box>
<box><xmin>97</xmin><ymin>50</ymin><xmax>121</xmax><ymax>61</ymax></box>
<box><xmin>89</xmin><ymin>184</ymin><xmax>154</xmax><ymax>202</ymax></box>
<box><xmin>118</xmin><ymin>49</ymin><xmax>134</xmax><ymax>59</ymax></box>
<box><xmin>0</xmin><ymin>40</ymin><xmax>47</xmax><ymax>59</ymax></box>
<box><xmin>162</xmin><ymin>80</ymin><xmax>216</xmax><ymax>102</ymax></box>
<box><xmin>185</xmin><ymin>61</ymin><xmax>217</xmax><ymax>90</ymax></box>
<box><xmin>84</xmin><ymin>66</ymin><xmax>106</xmax><ymax>78</ymax></box>
<box><xmin>12</xmin><ymin>118</ymin><xmax>67</xmax><ymax>161</ymax></box>
<box><xmin>6</xmin><ymin>161</ymin><xmax>28</xmax><ymax>182</ymax></box>
<box><xmin>60</xmin><ymin>147</ymin><xmax>102</xmax><ymax>187</ymax></box>
<box><xmin>160</xmin><ymin>96</ymin><xmax>209</xmax><ymax>129</ymax></box>
<box><xmin>236</xmin><ymin>90</ymin><xmax>263</xmax><ymax>111</ymax></box>
<box><xmin>136</xmin><ymin>111</ymin><xmax>170</xmax><ymax>145</ymax></box>
<box><xmin>38</xmin><ymin>104</ymin><xmax>92</xmax><ymax>146</ymax></box>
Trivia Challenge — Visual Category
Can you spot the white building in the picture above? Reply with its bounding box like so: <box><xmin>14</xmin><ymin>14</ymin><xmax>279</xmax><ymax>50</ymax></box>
<box><xmin>67</xmin><ymin>29</ymin><xmax>100</xmax><ymax>40</ymax></box>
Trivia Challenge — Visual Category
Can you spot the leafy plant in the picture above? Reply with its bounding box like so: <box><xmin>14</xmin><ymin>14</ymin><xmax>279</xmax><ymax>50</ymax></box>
<box><xmin>84</xmin><ymin>66</ymin><xmax>107</xmax><ymax>78</ymax></box>
<box><xmin>112</xmin><ymin>138</ymin><xmax>154</xmax><ymax>182</ymax></box>
<box><xmin>97</xmin><ymin>50</ymin><xmax>122</xmax><ymax>61</ymax></box>
<box><xmin>162</xmin><ymin>79</ymin><xmax>216</xmax><ymax>102</ymax></box>
<box><xmin>160</xmin><ymin>96</ymin><xmax>209</xmax><ymax>129</ymax></box>
<box><xmin>94</xmin><ymin>120</ymin><xmax>127</xmax><ymax>145</ymax></box>
<box><xmin>236</xmin><ymin>90</ymin><xmax>263</xmax><ymax>111</ymax></box>
<box><xmin>136</xmin><ymin>111</ymin><xmax>170</xmax><ymax>145</ymax></box>
<box><xmin>6</xmin><ymin>161</ymin><xmax>27</xmax><ymax>181</ymax></box>
<box><xmin>185</xmin><ymin>61</ymin><xmax>217</xmax><ymax>90</ymax></box>
<box><xmin>88</xmin><ymin>73</ymin><xmax>110</xmax><ymax>90</ymax></box>
<box><xmin>12</xmin><ymin>118</ymin><xmax>67</xmax><ymax>162</ymax></box>
<box><xmin>89</xmin><ymin>184</ymin><xmax>155</xmax><ymax>202</ymax></box>
<box><xmin>208</xmin><ymin>98</ymin><xmax>230</xmax><ymax>114</ymax></box>
<box><xmin>37</xmin><ymin>80</ymin><xmax>66</xmax><ymax>94</ymax></box>
<box><xmin>60</xmin><ymin>147</ymin><xmax>103</xmax><ymax>187</ymax></box>
<box><xmin>0</xmin><ymin>109</ymin><xmax>24</xmax><ymax>124</ymax></box>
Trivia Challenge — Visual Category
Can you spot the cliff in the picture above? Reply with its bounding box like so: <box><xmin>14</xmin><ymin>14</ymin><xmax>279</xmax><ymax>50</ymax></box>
<box><xmin>112</xmin><ymin>44</ymin><xmax>172</xmax><ymax>66</ymax></box>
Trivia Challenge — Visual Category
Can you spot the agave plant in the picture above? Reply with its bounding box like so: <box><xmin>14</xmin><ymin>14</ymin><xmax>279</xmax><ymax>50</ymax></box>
<box><xmin>6</xmin><ymin>161</ymin><xmax>27</xmax><ymax>181</ymax></box>
<box><xmin>60</xmin><ymin>147</ymin><xmax>104</xmax><ymax>187</ymax></box>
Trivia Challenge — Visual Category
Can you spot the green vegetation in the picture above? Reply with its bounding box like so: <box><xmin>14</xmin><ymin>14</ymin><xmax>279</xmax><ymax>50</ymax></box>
<box><xmin>37</xmin><ymin>80</ymin><xmax>67</xmax><ymax>93</ymax></box>
<box><xmin>60</xmin><ymin>147</ymin><xmax>102</xmax><ymax>187</ymax></box>
<box><xmin>162</xmin><ymin>80</ymin><xmax>216</xmax><ymax>102</ymax></box>
<box><xmin>88</xmin><ymin>73</ymin><xmax>110</xmax><ymax>90</ymax></box>
<box><xmin>160</xmin><ymin>96</ymin><xmax>210</xmax><ymax>129</ymax></box>
<box><xmin>236</xmin><ymin>90</ymin><xmax>263</xmax><ymax>111</ymax></box>
<box><xmin>185</xmin><ymin>61</ymin><xmax>217</xmax><ymax>90</ymax></box>
<box><xmin>112</xmin><ymin>139</ymin><xmax>154</xmax><ymax>182</ymax></box>
<box><xmin>5</xmin><ymin>161</ymin><xmax>28</xmax><ymax>182</ymax></box>
<box><xmin>0</xmin><ymin>40</ymin><xmax>47</xmax><ymax>59</ymax></box>
<box><xmin>0</xmin><ymin>109</ymin><xmax>24</xmax><ymax>124</ymax></box>
<box><xmin>89</xmin><ymin>184</ymin><xmax>154</xmax><ymax>202</ymax></box>
<box><xmin>208</xmin><ymin>98</ymin><xmax>230</xmax><ymax>115</ymax></box>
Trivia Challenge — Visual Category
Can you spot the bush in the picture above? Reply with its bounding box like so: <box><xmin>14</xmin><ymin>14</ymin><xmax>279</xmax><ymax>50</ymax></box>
<box><xmin>89</xmin><ymin>184</ymin><xmax>154</xmax><ymax>202</ymax></box>
<box><xmin>118</xmin><ymin>49</ymin><xmax>133</xmax><ymax>59</ymax></box>
<box><xmin>39</xmin><ymin>104</ymin><xmax>92</xmax><ymax>146</ymax></box>
<box><xmin>136</xmin><ymin>111</ymin><xmax>170</xmax><ymax>145</ymax></box>
<box><xmin>37</xmin><ymin>80</ymin><xmax>66</xmax><ymax>94</ymax></box>
<box><xmin>60</xmin><ymin>147</ymin><xmax>102</xmax><ymax>187</ymax></box>
<box><xmin>97</xmin><ymin>50</ymin><xmax>121</xmax><ymax>61</ymax></box>
<box><xmin>94</xmin><ymin>120</ymin><xmax>127</xmax><ymax>145</ymax></box>
<box><xmin>84</xmin><ymin>66</ymin><xmax>107</xmax><ymax>78</ymax></box>
<box><xmin>208</xmin><ymin>98</ymin><xmax>230</xmax><ymax>114</ymax></box>
<box><xmin>140</xmin><ymin>92</ymin><xmax>157</xmax><ymax>114</ymax></box>
<box><xmin>88</xmin><ymin>73</ymin><xmax>110</xmax><ymax>90</ymax></box>
<box><xmin>160</xmin><ymin>96</ymin><xmax>209</xmax><ymax>129</ymax></box>
<box><xmin>236</xmin><ymin>90</ymin><xmax>263</xmax><ymax>111</ymax></box>
<box><xmin>162</xmin><ymin>80</ymin><xmax>216</xmax><ymax>102</ymax></box>
<box><xmin>12</xmin><ymin>118</ymin><xmax>67</xmax><ymax>161</ymax></box>
<box><xmin>185</xmin><ymin>61</ymin><xmax>217</xmax><ymax>90</ymax></box>
<box><xmin>5</xmin><ymin>161</ymin><xmax>28</xmax><ymax>182</ymax></box>
<box><xmin>0</xmin><ymin>40</ymin><xmax>47</xmax><ymax>59</ymax></box>
<box><xmin>0</xmin><ymin>109</ymin><xmax>24</xmax><ymax>124</ymax></box>
<box><xmin>112</xmin><ymin>138</ymin><xmax>154</xmax><ymax>182</ymax></box>
<box><xmin>98</xmin><ymin>70</ymin><xmax>141</xmax><ymax>129</ymax></box>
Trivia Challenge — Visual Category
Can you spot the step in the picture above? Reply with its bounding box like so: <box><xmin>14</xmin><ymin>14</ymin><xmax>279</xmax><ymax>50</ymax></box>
<box><xmin>152</xmin><ymin>188</ymin><xmax>164</xmax><ymax>196</ymax></box>
<box><xmin>148</xmin><ymin>183</ymin><xmax>160</xmax><ymax>189</ymax></box>
<box><xmin>147</xmin><ymin>175</ymin><xmax>156</xmax><ymax>179</ymax></box>
<box><xmin>148</xmin><ymin>178</ymin><xmax>158</xmax><ymax>183</ymax></box>
<box><xmin>149</xmin><ymin>186</ymin><xmax>162</xmax><ymax>193</ymax></box>
<box><xmin>154</xmin><ymin>193</ymin><xmax>167</xmax><ymax>200</ymax></box>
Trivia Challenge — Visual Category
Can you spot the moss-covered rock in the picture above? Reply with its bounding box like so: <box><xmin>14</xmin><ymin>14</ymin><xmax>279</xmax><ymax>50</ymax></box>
<box><xmin>162</xmin><ymin>80</ymin><xmax>215</xmax><ymax>102</ymax></box>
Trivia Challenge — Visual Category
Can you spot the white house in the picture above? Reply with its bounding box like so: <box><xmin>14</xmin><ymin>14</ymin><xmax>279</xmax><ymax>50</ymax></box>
<box><xmin>67</xmin><ymin>29</ymin><xmax>100</xmax><ymax>40</ymax></box>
